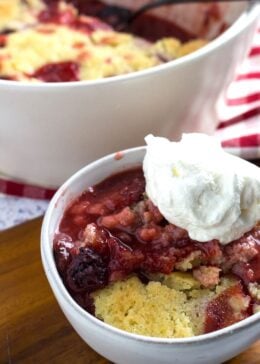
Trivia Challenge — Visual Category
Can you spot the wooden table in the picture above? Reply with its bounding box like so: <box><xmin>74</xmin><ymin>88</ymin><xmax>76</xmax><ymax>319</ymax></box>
<box><xmin>0</xmin><ymin>218</ymin><xmax>259</xmax><ymax>363</ymax></box>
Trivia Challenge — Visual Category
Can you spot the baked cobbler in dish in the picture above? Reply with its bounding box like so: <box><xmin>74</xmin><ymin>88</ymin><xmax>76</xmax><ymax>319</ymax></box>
<box><xmin>0</xmin><ymin>0</ymin><xmax>206</xmax><ymax>82</ymax></box>
<box><xmin>53</xmin><ymin>134</ymin><xmax>260</xmax><ymax>338</ymax></box>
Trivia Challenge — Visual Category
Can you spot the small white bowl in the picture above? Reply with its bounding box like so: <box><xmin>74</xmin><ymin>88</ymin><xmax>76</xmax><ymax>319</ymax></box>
<box><xmin>41</xmin><ymin>146</ymin><xmax>260</xmax><ymax>364</ymax></box>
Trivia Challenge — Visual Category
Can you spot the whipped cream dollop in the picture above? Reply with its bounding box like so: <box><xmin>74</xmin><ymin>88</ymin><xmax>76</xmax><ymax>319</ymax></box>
<box><xmin>143</xmin><ymin>134</ymin><xmax>260</xmax><ymax>244</ymax></box>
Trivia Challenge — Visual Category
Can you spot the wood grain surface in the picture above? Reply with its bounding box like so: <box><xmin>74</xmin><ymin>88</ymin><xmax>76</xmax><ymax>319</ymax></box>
<box><xmin>0</xmin><ymin>218</ymin><xmax>259</xmax><ymax>364</ymax></box>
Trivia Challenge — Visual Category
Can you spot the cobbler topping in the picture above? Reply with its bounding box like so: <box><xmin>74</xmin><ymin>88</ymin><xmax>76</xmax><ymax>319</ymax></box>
<box><xmin>54</xmin><ymin>165</ymin><xmax>260</xmax><ymax>337</ymax></box>
<box><xmin>0</xmin><ymin>0</ymin><xmax>44</xmax><ymax>31</ymax></box>
<box><xmin>144</xmin><ymin>134</ymin><xmax>260</xmax><ymax>244</ymax></box>
<box><xmin>0</xmin><ymin>0</ymin><xmax>207</xmax><ymax>82</ymax></box>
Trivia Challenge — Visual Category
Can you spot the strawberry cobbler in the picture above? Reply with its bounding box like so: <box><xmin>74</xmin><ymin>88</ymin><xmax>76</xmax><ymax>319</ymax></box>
<box><xmin>0</xmin><ymin>0</ymin><xmax>206</xmax><ymax>82</ymax></box>
<box><xmin>53</xmin><ymin>134</ymin><xmax>260</xmax><ymax>338</ymax></box>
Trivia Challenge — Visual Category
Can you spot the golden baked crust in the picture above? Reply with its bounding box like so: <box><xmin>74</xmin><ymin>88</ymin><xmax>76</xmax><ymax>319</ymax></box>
<box><xmin>92</xmin><ymin>273</ymin><xmax>246</xmax><ymax>338</ymax></box>
<box><xmin>0</xmin><ymin>0</ymin><xmax>43</xmax><ymax>31</ymax></box>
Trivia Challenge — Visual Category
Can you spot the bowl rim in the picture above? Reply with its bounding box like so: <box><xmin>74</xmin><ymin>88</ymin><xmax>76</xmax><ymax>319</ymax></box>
<box><xmin>1</xmin><ymin>2</ymin><xmax>260</xmax><ymax>89</ymax></box>
<box><xmin>41</xmin><ymin>145</ymin><xmax>260</xmax><ymax>346</ymax></box>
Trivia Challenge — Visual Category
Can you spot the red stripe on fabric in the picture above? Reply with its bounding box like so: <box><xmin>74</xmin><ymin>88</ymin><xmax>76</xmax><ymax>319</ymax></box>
<box><xmin>226</xmin><ymin>92</ymin><xmax>260</xmax><ymax>106</ymax></box>
<box><xmin>221</xmin><ymin>134</ymin><xmax>259</xmax><ymax>148</ymax></box>
<box><xmin>236</xmin><ymin>72</ymin><xmax>260</xmax><ymax>81</ymax></box>
<box><xmin>218</xmin><ymin>107</ymin><xmax>260</xmax><ymax>129</ymax></box>
<box><xmin>249</xmin><ymin>47</ymin><xmax>260</xmax><ymax>57</ymax></box>
<box><xmin>0</xmin><ymin>178</ymin><xmax>56</xmax><ymax>199</ymax></box>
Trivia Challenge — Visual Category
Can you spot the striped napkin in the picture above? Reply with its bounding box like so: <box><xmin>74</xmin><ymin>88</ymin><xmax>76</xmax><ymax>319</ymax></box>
<box><xmin>215</xmin><ymin>22</ymin><xmax>260</xmax><ymax>160</ymax></box>
<box><xmin>1</xmin><ymin>22</ymin><xmax>260</xmax><ymax>202</ymax></box>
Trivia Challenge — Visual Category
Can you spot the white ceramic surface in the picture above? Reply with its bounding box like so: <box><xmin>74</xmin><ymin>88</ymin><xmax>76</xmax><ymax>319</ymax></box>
<box><xmin>41</xmin><ymin>147</ymin><xmax>260</xmax><ymax>364</ymax></box>
<box><xmin>1</xmin><ymin>2</ymin><xmax>260</xmax><ymax>188</ymax></box>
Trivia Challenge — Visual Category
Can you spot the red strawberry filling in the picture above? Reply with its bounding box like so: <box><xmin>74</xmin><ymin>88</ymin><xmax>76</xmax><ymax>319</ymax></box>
<box><xmin>54</xmin><ymin>167</ymin><xmax>260</xmax><ymax>334</ymax></box>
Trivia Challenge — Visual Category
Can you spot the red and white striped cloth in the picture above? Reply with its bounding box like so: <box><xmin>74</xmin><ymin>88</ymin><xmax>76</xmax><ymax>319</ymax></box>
<box><xmin>1</xmin><ymin>21</ymin><xmax>260</xmax><ymax>200</ymax></box>
<box><xmin>0</xmin><ymin>178</ymin><xmax>56</xmax><ymax>200</ymax></box>
<box><xmin>215</xmin><ymin>22</ymin><xmax>260</xmax><ymax>160</ymax></box>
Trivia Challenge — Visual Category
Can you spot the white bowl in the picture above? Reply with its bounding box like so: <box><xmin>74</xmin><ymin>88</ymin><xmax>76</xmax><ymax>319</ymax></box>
<box><xmin>1</xmin><ymin>2</ymin><xmax>260</xmax><ymax>188</ymax></box>
<box><xmin>41</xmin><ymin>146</ymin><xmax>260</xmax><ymax>364</ymax></box>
